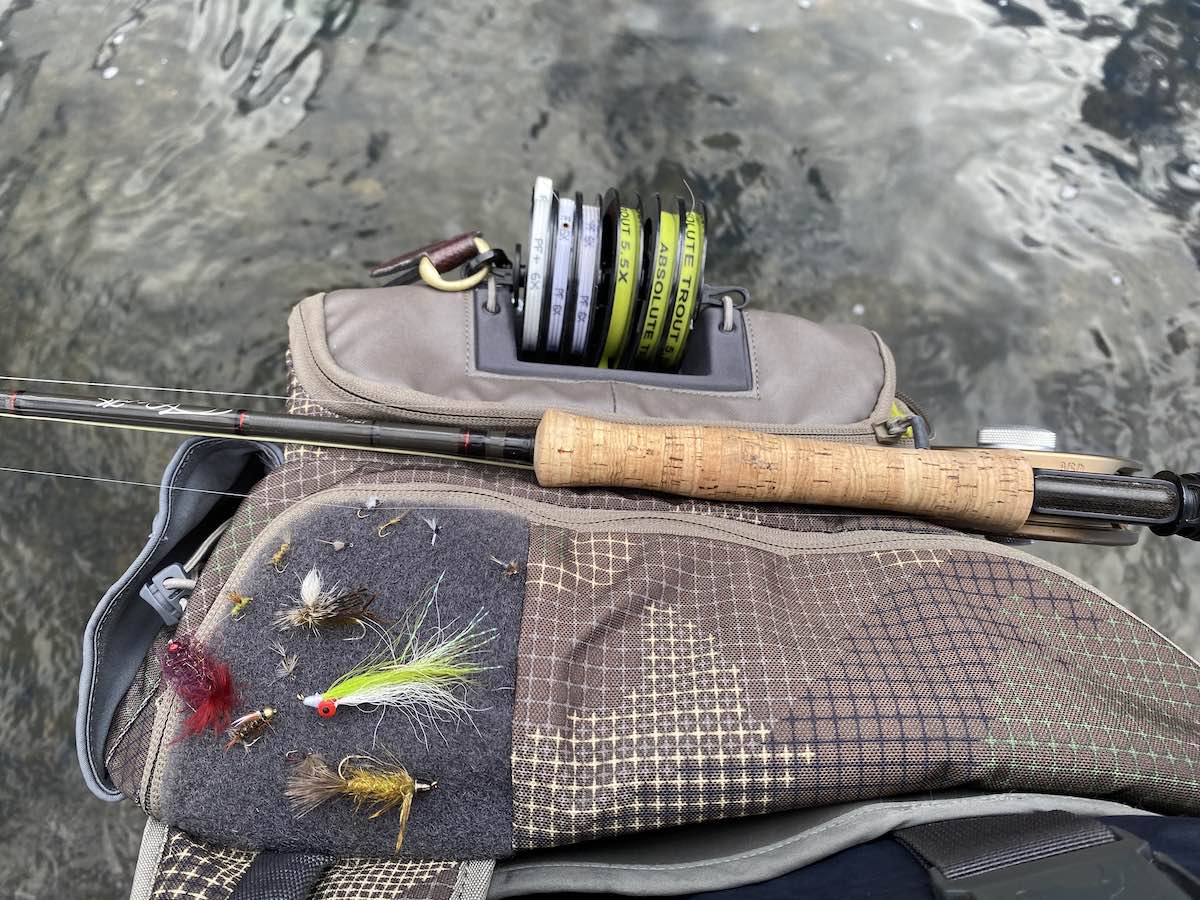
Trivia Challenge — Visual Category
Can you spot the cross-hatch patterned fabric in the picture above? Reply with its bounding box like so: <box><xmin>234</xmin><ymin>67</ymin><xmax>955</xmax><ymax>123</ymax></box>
<box><xmin>148</xmin><ymin>828</ymin><xmax>464</xmax><ymax>900</ymax></box>
<box><xmin>510</xmin><ymin>527</ymin><xmax>1200</xmax><ymax>847</ymax></box>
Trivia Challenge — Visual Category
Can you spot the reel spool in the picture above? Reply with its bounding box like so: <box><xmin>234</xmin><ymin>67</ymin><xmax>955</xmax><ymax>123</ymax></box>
<box><xmin>512</xmin><ymin>176</ymin><xmax>710</xmax><ymax>372</ymax></box>
<box><xmin>1015</xmin><ymin>448</ymin><xmax>1143</xmax><ymax>545</ymax></box>
<box><xmin>944</xmin><ymin>438</ymin><xmax>1143</xmax><ymax>545</ymax></box>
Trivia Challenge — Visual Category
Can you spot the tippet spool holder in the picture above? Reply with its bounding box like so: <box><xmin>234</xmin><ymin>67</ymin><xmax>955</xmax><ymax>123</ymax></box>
<box><xmin>475</xmin><ymin>276</ymin><xmax>753</xmax><ymax>391</ymax></box>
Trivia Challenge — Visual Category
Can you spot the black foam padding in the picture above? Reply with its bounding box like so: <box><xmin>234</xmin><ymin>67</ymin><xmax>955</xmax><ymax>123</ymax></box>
<box><xmin>161</xmin><ymin>505</ymin><xmax>527</xmax><ymax>859</ymax></box>
<box><xmin>229</xmin><ymin>851</ymin><xmax>334</xmax><ymax>900</ymax></box>
<box><xmin>895</xmin><ymin>811</ymin><xmax>1114</xmax><ymax>879</ymax></box>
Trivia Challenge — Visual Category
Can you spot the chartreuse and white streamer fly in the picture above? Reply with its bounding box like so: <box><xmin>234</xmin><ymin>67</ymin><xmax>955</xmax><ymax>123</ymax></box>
<box><xmin>301</xmin><ymin>574</ymin><xmax>495</xmax><ymax>730</ymax></box>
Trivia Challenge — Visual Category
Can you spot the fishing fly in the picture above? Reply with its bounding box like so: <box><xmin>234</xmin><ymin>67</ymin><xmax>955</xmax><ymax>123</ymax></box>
<box><xmin>270</xmin><ymin>639</ymin><xmax>299</xmax><ymax>680</ymax></box>
<box><xmin>377</xmin><ymin>512</ymin><xmax>409</xmax><ymax>538</ymax></box>
<box><xmin>421</xmin><ymin>515</ymin><xmax>440</xmax><ymax>546</ymax></box>
<box><xmin>227</xmin><ymin>591</ymin><xmax>253</xmax><ymax>620</ymax></box>
<box><xmin>275</xmin><ymin>568</ymin><xmax>380</xmax><ymax>636</ymax></box>
<box><xmin>285</xmin><ymin>752</ymin><xmax>435</xmax><ymax>853</ymax></box>
<box><xmin>300</xmin><ymin>576</ymin><xmax>495</xmax><ymax>737</ymax></box>
<box><xmin>489</xmin><ymin>555</ymin><xmax>519</xmax><ymax>577</ymax></box>
<box><xmin>318</xmin><ymin>538</ymin><xmax>351</xmax><ymax>552</ymax></box>
<box><xmin>270</xmin><ymin>540</ymin><xmax>292</xmax><ymax>574</ymax></box>
<box><xmin>225</xmin><ymin>707</ymin><xmax>276</xmax><ymax>752</ymax></box>
<box><xmin>160</xmin><ymin>633</ymin><xmax>239</xmax><ymax>737</ymax></box>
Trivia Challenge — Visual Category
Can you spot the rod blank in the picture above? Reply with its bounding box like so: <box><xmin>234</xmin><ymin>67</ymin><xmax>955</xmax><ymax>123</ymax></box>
<box><xmin>0</xmin><ymin>391</ymin><xmax>536</xmax><ymax>464</ymax></box>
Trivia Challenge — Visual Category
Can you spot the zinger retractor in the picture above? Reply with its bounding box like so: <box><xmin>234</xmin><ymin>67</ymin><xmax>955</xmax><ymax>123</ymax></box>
<box><xmin>511</xmin><ymin>176</ymin><xmax>713</xmax><ymax>371</ymax></box>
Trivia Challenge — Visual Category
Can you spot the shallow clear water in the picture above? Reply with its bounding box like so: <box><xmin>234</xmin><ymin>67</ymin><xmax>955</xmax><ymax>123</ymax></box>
<box><xmin>1</xmin><ymin>0</ymin><xmax>1198</xmax><ymax>895</ymax></box>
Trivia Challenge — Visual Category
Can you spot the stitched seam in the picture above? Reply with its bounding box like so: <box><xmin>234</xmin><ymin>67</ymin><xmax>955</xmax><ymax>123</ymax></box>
<box><xmin>742</xmin><ymin>311</ymin><xmax>761</xmax><ymax>400</ymax></box>
<box><xmin>867</xmin><ymin>331</ymin><xmax>897</xmax><ymax>424</ymax></box>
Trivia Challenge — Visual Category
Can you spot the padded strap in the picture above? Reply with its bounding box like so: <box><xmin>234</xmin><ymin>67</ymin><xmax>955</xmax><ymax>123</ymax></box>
<box><xmin>895</xmin><ymin>810</ymin><xmax>1113</xmax><ymax>879</ymax></box>
<box><xmin>228</xmin><ymin>852</ymin><xmax>334</xmax><ymax>900</ymax></box>
<box><xmin>894</xmin><ymin>812</ymin><xmax>1200</xmax><ymax>900</ymax></box>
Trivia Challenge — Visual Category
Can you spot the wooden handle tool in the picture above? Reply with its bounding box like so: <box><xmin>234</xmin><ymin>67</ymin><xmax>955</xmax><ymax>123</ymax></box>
<box><xmin>533</xmin><ymin>409</ymin><xmax>1035</xmax><ymax>532</ymax></box>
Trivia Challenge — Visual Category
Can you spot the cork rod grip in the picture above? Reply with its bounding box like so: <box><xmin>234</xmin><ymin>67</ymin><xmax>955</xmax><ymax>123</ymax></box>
<box><xmin>533</xmin><ymin>410</ymin><xmax>1035</xmax><ymax>533</ymax></box>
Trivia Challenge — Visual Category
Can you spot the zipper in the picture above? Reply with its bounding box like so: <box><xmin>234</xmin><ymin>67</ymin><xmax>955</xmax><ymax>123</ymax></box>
<box><xmin>894</xmin><ymin>390</ymin><xmax>935</xmax><ymax>439</ymax></box>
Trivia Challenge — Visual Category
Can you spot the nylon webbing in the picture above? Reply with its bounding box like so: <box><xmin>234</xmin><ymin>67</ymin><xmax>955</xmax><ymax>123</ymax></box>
<box><xmin>894</xmin><ymin>811</ymin><xmax>1115</xmax><ymax>880</ymax></box>
<box><xmin>228</xmin><ymin>851</ymin><xmax>335</xmax><ymax>900</ymax></box>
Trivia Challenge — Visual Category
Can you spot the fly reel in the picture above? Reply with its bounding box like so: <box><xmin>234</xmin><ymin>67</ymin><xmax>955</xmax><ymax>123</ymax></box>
<box><xmin>512</xmin><ymin>176</ymin><xmax>710</xmax><ymax>371</ymax></box>
<box><xmin>949</xmin><ymin>426</ymin><xmax>1142</xmax><ymax>545</ymax></box>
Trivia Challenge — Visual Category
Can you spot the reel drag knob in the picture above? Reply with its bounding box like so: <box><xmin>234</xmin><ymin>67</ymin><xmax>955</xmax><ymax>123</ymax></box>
<box><xmin>976</xmin><ymin>426</ymin><xmax>1058</xmax><ymax>453</ymax></box>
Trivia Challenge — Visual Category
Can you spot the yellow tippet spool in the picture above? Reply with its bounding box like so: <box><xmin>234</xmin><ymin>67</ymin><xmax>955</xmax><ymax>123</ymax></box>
<box><xmin>659</xmin><ymin>203</ymin><xmax>706</xmax><ymax>369</ymax></box>
<box><xmin>632</xmin><ymin>195</ymin><xmax>680</xmax><ymax>366</ymax></box>
<box><xmin>598</xmin><ymin>191</ymin><xmax>643</xmax><ymax>368</ymax></box>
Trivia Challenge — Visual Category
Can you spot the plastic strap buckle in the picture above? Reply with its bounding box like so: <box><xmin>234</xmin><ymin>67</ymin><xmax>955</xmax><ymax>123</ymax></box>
<box><xmin>926</xmin><ymin>827</ymin><xmax>1198</xmax><ymax>900</ymax></box>
<box><xmin>139</xmin><ymin>563</ymin><xmax>191</xmax><ymax>625</ymax></box>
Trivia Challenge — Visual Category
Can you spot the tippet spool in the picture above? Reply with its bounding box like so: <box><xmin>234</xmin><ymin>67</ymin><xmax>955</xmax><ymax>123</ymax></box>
<box><xmin>628</xmin><ymin>195</ymin><xmax>681</xmax><ymax>368</ymax></box>
<box><xmin>544</xmin><ymin>193</ymin><xmax>577</xmax><ymax>356</ymax></box>
<box><xmin>659</xmin><ymin>202</ymin><xmax>707</xmax><ymax>370</ymax></box>
<box><xmin>567</xmin><ymin>195</ymin><xmax>602</xmax><ymax>360</ymax></box>
<box><xmin>596</xmin><ymin>190</ymin><xmax>644</xmax><ymax>368</ymax></box>
<box><xmin>520</xmin><ymin>176</ymin><xmax>556</xmax><ymax>355</ymax></box>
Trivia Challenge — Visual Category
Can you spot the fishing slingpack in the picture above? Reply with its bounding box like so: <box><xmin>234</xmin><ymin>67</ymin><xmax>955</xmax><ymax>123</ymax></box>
<box><xmin>78</xmin><ymin>282</ymin><xmax>1200</xmax><ymax>900</ymax></box>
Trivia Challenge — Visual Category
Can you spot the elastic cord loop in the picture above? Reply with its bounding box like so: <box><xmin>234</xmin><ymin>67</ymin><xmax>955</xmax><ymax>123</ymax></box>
<box><xmin>419</xmin><ymin>237</ymin><xmax>491</xmax><ymax>291</ymax></box>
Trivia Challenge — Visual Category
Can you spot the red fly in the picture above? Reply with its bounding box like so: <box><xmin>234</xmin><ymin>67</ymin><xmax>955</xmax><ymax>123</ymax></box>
<box><xmin>161</xmin><ymin>633</ymin><xmax>239</xmax><ymax>737</ymax></box>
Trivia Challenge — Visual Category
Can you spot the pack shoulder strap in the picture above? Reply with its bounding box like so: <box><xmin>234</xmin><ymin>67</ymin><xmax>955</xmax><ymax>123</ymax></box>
<box><xmin>894</xmin><ymin>811</ymin><xmax>1200</xmax><ymax>900</ymax></box>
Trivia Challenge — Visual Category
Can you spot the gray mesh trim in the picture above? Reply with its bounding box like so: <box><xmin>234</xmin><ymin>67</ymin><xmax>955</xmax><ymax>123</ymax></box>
<box><xmin>129</xmin><ymin>818</ymin><xmax>170</xmax><ymax>900</ymax></box>
<box><xmin>452</xmin><ymin>861</ymin><xmax>495</xmax><ymax>900</ymax></box>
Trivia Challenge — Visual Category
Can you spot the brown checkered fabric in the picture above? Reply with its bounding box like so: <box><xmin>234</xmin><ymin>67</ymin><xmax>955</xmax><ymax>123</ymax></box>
<box><xmin>147</xmin><ymin>826</ymin><xmax>464</xmax><ymax>900</ymax></box>
<box><xmin>510</xmin><ymin>533</ymin><xmax>1200</xmax><ymax>847</ymax></box>
<box><xmin>149</xmin><ymin>828</ymin><xmax>254</xmax><ymax>900</ymax></box>
<box><xmin>310</xmin><ymin>859</ymin><xmax>460</xmax><ymax>900</ymax></box>
<box><xmin>104</xmin><ymin>628</ymin><xmax>168</xmax><ymax>805</ymax></box>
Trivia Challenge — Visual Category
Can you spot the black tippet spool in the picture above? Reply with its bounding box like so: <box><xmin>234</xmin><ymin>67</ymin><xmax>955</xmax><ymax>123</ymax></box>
<box><xmin>584</xmin><ymin>188</ymin><xmax>620</xmax><ymax>367</ymax></box>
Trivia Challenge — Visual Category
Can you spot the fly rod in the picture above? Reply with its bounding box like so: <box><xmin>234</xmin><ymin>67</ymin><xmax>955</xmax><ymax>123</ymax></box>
<box><xmin>3</xmin><ymin>389</ymin><xmax>1199</xmax><ymax>542</ymax></box>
